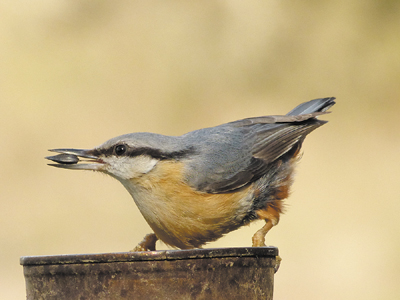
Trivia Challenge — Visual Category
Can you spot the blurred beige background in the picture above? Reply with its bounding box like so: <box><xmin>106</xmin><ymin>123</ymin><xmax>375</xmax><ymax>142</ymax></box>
<box><xmin>1</xmin><ymin>1</ymin><xmax>399</xmax><ymax>299</ymax></box>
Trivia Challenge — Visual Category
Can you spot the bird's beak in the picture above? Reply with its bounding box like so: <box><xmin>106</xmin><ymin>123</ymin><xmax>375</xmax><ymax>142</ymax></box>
<box><xmin>46</xmin><ymin>148</ymin><xmax>105</xmax><ymax>171</ymax></box>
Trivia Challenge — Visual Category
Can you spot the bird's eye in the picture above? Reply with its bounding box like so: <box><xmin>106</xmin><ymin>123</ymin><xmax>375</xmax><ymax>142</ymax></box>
<box><xmin>115</xmin><ymin>144</ymin><xmax>127</xmax><ymax>156</ymax></box>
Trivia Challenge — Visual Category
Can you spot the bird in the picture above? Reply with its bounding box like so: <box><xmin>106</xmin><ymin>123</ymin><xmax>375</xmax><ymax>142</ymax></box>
<box><xmin>46</xmin><ymin>97</ymin><xmax>335</xmax><ymax>253</ymax></box>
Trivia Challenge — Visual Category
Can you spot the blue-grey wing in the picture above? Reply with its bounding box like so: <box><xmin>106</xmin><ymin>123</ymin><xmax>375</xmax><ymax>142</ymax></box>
<box><xmin>183</xmin><ymin>97</ymin><xmax>335</xmax><ymax>194</ymax></box>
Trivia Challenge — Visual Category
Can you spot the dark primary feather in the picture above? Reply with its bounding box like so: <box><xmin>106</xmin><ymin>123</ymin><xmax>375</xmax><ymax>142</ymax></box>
<box><xmin>286</xmin><ymin>97</ymin><xmax>335</xmax><ymax>116</ymax></box>
<box><xmin>189</xmin><ymin>97</ymin><xmax>335</xmax><ymax>193</ymax></box>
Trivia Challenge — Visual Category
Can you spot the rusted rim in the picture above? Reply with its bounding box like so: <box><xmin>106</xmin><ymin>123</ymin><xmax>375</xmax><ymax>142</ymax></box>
<box><xmin>20</xmin><ymin>247</ymin><xmax>278</xmax><ymax>266</ymax></box>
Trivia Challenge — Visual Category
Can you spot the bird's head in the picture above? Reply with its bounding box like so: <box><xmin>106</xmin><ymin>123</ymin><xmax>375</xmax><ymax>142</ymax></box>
<box><xmin>46</xmin><ymin>132</ymin><xmax>190</xmax><ymax>181</ymax></box>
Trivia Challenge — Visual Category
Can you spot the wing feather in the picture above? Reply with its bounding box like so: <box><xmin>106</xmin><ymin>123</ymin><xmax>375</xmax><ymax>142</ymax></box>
<box><xmin>187</xmin><ymin>98</ymin><xmax>335</xmax><ymax>193</ymax></box>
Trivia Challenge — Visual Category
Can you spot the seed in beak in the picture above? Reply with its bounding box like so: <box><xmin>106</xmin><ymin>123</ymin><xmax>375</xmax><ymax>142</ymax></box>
<box><xmin>46</xmin><ymin>153</ymin><xmax>79</xmax><ymax>165</ymax></box>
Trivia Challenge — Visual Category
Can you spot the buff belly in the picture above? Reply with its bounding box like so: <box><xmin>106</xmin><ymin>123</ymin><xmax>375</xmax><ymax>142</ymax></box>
<box><xmin>121</xmin><ymin>160</ymin><xmax>255</xmax><ymax>249</ymax></box>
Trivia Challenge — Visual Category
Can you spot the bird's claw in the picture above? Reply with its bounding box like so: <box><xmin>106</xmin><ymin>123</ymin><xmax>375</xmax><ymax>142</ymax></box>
<box><xmin>130</xmin><ymin>233</ymin><xmax>158</xmax><ymax>252</ymax></box>
<box><xmin>274</xmin><ymin>255</ymin><xmax>282</xmax><ymax>273</ymax></box>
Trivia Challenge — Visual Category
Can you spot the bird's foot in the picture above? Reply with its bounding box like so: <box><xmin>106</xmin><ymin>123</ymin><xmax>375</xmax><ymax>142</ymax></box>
<box><xmin>252</xmin><ymin>220</ymin><xmax>281</xmax><ymax>273</ymax></box>
<box><xmin>130</xmin><ymin>233</ymin><xmax>158</xmax><ymax>252</ymax></box>
<box><xmin>274</xmin><ymin>255</ymin><xmax>282</xmax><ymax>273</ymax></box>
<box><xmin>252</xmin><ymin>232</ymin><xmax>266</xmax><ymax>247</ymax></box>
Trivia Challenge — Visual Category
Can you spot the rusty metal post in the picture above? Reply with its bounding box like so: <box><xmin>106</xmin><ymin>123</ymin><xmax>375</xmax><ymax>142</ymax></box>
<box><xmin>21</xmin><ymin>247</ymin><xmax>278</xmax><ymax>300</ymax></box>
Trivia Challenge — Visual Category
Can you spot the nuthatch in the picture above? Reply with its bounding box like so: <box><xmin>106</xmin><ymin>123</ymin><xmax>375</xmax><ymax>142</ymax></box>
<box><xmin>47</xmin><ymin>97</ymin><xmax>335</xmax><ymax>252</ymax></box>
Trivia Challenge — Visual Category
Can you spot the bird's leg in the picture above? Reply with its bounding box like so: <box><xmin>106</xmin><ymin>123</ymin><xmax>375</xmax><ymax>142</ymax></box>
<box><xmin>252</xmin><ymin>219</ymin><xmax>274</xmax><ymax>247</ymax></box>
<box><xmin>252</xmin><ymin>204</ymin><xmax>280</xmax><ymax>247</ymax></box>
<box><xmin>253</xmin><ymin>208</ymin><xmax>282</xmax><ymax>273</ymax></box>
<box><xmin>130</xmin><ymin>233</ymin><xmax>158</xmax><ymax>252</ymax></box>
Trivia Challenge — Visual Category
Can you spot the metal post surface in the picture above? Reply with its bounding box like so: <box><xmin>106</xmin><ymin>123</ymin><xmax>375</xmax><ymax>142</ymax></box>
<box><xmin>21</xmin><ymin>247</ymin><xmax>278</xmax><ymax>300</ymax></box>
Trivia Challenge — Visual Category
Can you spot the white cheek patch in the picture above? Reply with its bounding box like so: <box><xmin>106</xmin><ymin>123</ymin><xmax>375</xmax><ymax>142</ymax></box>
<box><xmin>103</xmin><ymin>155</ymin><xmax>158</xmax><ymax>180</ymax></box>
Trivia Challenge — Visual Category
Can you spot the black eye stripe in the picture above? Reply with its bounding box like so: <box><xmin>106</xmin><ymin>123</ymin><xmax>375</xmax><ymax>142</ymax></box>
<box><xmin>125</xmin><ymin>147</ymin><xmax>196</xmax><ymax>160</ymax></box>
<box><xmin>90</xmin><ymin>146</ymin><xmax>196</xmax><ymax>160</ymax></box>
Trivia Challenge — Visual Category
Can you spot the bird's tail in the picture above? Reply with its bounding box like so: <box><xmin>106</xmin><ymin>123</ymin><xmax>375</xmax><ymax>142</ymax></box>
<box><xmin>286</xmin><ymin>97</ymin><xmax>336</xmax><ymax>116</ymax></box>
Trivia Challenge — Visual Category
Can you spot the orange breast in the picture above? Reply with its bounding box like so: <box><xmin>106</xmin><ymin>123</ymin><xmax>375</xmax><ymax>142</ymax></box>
<box><xmin>128</xmin><ymin>160</ymin><xmax>255</xmax><ymax>249</ymax></box>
